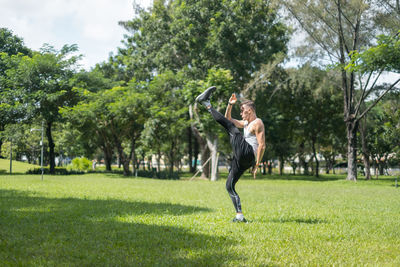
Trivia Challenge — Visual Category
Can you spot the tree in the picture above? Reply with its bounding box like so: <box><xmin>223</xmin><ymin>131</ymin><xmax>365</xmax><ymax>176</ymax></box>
<box><xmin>60</xmin><ymin>88</ymin><xmax>116</xmax><ymax>172</ymax></box>
<box><xmin>186</xmin><ymin>68</ymin><xmax>236</xmax><ymax>180</ymax></box>
<box><xmin>0</xmin><ymin>28</ymin><xmax>31</xmax><ymax>158</ymax></box>
<box><xmin>60</xmin><ymin>69</ymin><xmax>117</xmax><ymax>170</ymax></box>
<box><xmin>361</xmin><ymin>91</ymin><xmax>400</xmax><ymax>178</ymax></box>
<box><xmin>6</xmin><ymin>44</ymin><xmax>81</xmax><ymax>173</ymax></box>
<box><xmin>108</xmin><ymin>83</ymin><xmax>148</xmax><ymax>176</ymax></box>
<box><xmin>291</xmin><ymin>65</ymin><xmax>344</xmax><ymax>177</ymax></box>
<box><xmin>283</xmin><ymin>0</ymin><xmax>400</xmax><ymax>181</ymax></box>
<box><xmin>372</xmin><ymin>0</ymin><xmax>400</xmax><ymax>35</ymax></box>
<box><xmin>62</xmin><ymin>74</ymin><xmax>148</xmax><ymax>176</ymax></box>
<box><xmin>119</xmin><ymin>0</ymin><xmax>289</xmax><ymax>179</ymax></box>
<box><xmin>0</xmin><ymin>28</ymin><xmax>31</xmax><ymax>56</ymax></box>
<box><xmin>347</xmin><ymin>32</ymin><xmax>400</xmax><ymax>177</ymax></box>
<box><xmin>0</xmin><ymin>123</ymin><xmax>42</xmax><ymax>163</ymax></box>
<box><xmin>140</xmin><ymin>71</ymin><xmax>188</xmax><ymax>175</ymax></box>
<box><xmin>246</xmin><ymin>56</ymin><xmax>345</xmax><ymax>177</ymax></box>
<box><xmin>119</xmin><ymin>0</ymin><xmax>288</xmax><ymax>86</ymax></box>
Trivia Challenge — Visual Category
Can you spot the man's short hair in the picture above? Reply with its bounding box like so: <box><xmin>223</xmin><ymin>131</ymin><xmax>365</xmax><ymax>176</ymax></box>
<box><xmin>240</xmin><ymin>100</ymin><xmax>256</xmax><ymax>112</ymax></box>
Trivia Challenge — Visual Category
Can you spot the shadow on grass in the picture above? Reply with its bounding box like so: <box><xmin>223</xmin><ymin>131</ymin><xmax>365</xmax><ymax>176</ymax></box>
<box><xmin>270</xmin><ymin>217</ymin><xmax>328</xmax><ymax>224</ymax></box>
<box><xmin>0</xmin><ymin>189</ymin><xmax>236</xmax><ymax>266</ymax></box>
<box><xmin>238</xmin><ymin>172</ymin><xmax>344</xmax><ymax>182</ymax></box>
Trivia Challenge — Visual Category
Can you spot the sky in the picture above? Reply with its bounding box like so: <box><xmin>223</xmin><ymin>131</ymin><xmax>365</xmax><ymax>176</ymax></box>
<box><xmin>0</xmin><ymin>0</ymin><xmax>152</xmax><ymax>70</ymax></box>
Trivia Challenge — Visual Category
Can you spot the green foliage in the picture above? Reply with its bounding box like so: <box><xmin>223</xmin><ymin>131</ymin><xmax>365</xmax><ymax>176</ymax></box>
<box><xmin>252</xmin><ymin>64</ymin><xmax>345</xmax><ymax>174</ymax></box>
<box><xmin>140</xmin><ymin>71</ymin><xmax>188</xmax><ymax>172</ymax></box>
<box><xmin>0</xmin><ymin>28</ymin><xmax>31</xmax><ymax>56</ymax></box>
<box><xmin>1</xmin><ymin>44</ymin><xmax>82</xmax><ymax>173</ymax></box>
<box><xmin>71</xmin><ymin>157</ymin><xmax>92</xmax><ymax>172</ymax></box>
<box><xmin>346</xmin><ymin>32</ymin><xmax>400</xmax><ymax>73</ymax></box>
<box><xmin>0</xmin><ymin>28</ymin><xmax>32</xmax><ymax>157</ymax></box>
<box><xmin>120</xmin><ymin>0</ymin><xmax>288</xmax><ymax>87</ymax></box>
<box><xmin>61</xmin><ymin>76</ymin><xmax>149</xmax><ymax>175</ymax></box>
<box><xmin>181</xmin><ymin>68</ymin><xmax>237</xmax><ymax>158</ymax></box>
<box><xmin>26</xmin><ymin>167</ymin><xmax>84</xmax><ymax>175</ymax></box>
<box><xmin>362</xmin><ymin>91</ymin><xmax>400</xmax><ymax>171</ymax></box>
<box><xmin>0</xmin><ymin>123</ymin><xmax>45</xmax><ymax>164</ymax></box>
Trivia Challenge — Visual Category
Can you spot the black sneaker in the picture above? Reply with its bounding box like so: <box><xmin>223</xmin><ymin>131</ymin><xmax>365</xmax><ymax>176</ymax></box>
<box><xmin>232</xmin><ymin>217</ymin><xmax>248</xmax><ymax>223</ymax></box>
<box><xmin>195</xmin><ymin>86</ymin><xmax>216</xmax><ymax>106</ymax></box>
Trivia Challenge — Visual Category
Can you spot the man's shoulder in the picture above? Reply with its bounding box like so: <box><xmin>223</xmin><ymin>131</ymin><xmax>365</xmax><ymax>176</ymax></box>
<box><xmin>256</xmin><ymin>118</ymin><xmax>264</xmax><ymax>125</ymax></box>
<box><xmin>255</xmin><ymin>118</ymin><xmax>265</xmax><ymax>131</ymax></box>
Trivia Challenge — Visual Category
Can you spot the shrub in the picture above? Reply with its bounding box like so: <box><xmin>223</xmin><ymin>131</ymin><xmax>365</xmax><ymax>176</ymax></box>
<box><xmin>26</xmin><ymin>167</ymin><xmax>84</xmax><ymax>175</ymax></box>
<box><xmin>135</xmin><ymin>170</ymin><xmax>180</xmax><ymax>180</ymax></box>
<box><xmin>71</xmin><ymin>157</ymin><xmax>92</xmax><ymax>172</ymax></box>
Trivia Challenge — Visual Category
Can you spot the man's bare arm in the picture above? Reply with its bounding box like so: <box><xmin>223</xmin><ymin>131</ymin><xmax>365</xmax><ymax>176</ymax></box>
<box><xmin>255</xmin><ymin>121</ymin><xmax>266</xmax><ymax>165</ymax></box>
<box><xmin>252</xmin><ymin>120</ymin><xmax>266</xmax><ymax>179</ymax></box>
<box><xmin>225</xmin><ymin>93</ymin><xmax>245</xmax><ymax>128</ymax></box>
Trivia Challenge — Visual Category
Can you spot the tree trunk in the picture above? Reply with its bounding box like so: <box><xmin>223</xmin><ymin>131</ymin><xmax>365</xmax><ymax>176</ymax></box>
<box><xmin>346</xmin><ymin>120</ymin><xmax>358</xmax><ymax>181</ymax></box>
<box><xmin>191</xmin><ymin>126</ymin><xmax>210</xmax><ymax>179</ymax></box>
<box><xmin>207</xmin><ymin>136</ymin><xmax>219</xmax><ymax>181</ymax></box>
<box><xmin>131</xmin><ymin>138</ymin><xmax>136</xmax><ymax>175</ymax></box>
<box><xmin>322</xmin><ymin>154</ymin><xmax>330</xmax><ymax>174</ymax></box>
<box><xmin>279</xmin><ymin>156</ymin><xmax>284</xmax><ymax>175</ymax></box>
<box><xmin>201</xmin><ymin>148</ymin><xmax>210</xmax><ymax>178</ymax></box>
<box><xmin>148</xmin><ymin>155</ymin><xmax>152</xmax><ymax>171</ymax></box>
<box><xmin>123</xmin><ymin>160</ymin><xmax>130</xmax><ymax>176</ymax></box>
<box><xmin>188</xmin><ymin>127</ymin><xmax>194</xmax><ymax>173</ymax></box>
<box><xmin>338</xmin><ymin>0</ymin><xmax>359</xmax><ymax>182</ymax></box>
<box><xmin>0</xmin><ymin>124</ymin><xmax>4</xmax><ymax>158</ymax></box>
<box><xmin>193</xmin><ymin>137</ymin><xmax>199</xmax><ymax>173</ymax></box>
<box><xmin>189</xmin><ymin>105</ymin><xmax>211</xmax><ymax>178</ymax></box>
<box><xmin>299</xmin><ymin>142</ymin><xmax>308</xmax><ymax>175</ymax></box>
<box><xmin>113</xmin><ymin>134</ymin><xmax>130</xmax><ymax>176</ymax></box>
<box><xmin>157</xmin><ymin>150</ymin><xmax>161</xmax><ymax>172</ymax></box>
<box><xmin>268</xmin><ymin>160</ymin><xmax>272</xmax><ymax>175</ymax></box>
<box><xmin>359</xmin><ymin>117</ymin><xmax>371</xmax><ymax>180</ymax></box>
<box><xmin>141</xmin><ymin>151</ymin><xmax>146</xmax><ymax>171</ymax></box>
<box><xmin>300</xmin><ymin>157</ymin><xmax>308</xmax><ymax>175</ymax></box>
<box><xmin>362</xmin><ymin>150</ymin><xmax>371</xmax><ymax>180</ymax></box>
<box><xmin>118</xmin><ymin>148</ymin><xmax>130</xmax><ymax>176</ymax></box>
<box><xmin>311</xmin><ymin>138</ymin><xmax>319</xmax><ymax>178</ymax></box>
<box><xmin>103</xmin><ymin>144</ymin><xmax>113</xmax><ymax>171</ymax></box>
<box><xmin>310</xmin><ymin>157</ymin><xmax>314</xmax><ymax>176</ymax></box>
<box><xmin>378</xmin><ymin>158</ymin><xmax>385</xmax><ymax>175</ymax></box>
<box><xmin>168</xmin><ymin>140</ymin><xmax>175</xmax><ymax>175</ymax></box>
<box><xmin>117</xmin><ymin>154</ymin><xmax>121</xmax><ymax>168</ymax></box>
<box><xmin>46</xmin><ymin>121</ymin><xmax>56</xmax><ymax>174</ymax></box>
<box><xmin>98</xmin><ymin>128</ymin><xmax>113</xmax><ymax>171</ymax></box>
<box><xmin>169</xmin><ymin>156</ymin><xmax>174</xmax><ymax>175</ymax></box>
<box><xmin>0</xmin><ymin>138</ymin><xmax>3</xmax><ymax>158</ymax></box>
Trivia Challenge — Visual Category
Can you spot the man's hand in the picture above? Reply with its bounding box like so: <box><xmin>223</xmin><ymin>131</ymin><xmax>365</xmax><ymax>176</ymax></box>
<box><xmin>252</xmin><ymin>165</ymin><xmax>258</xmax><ymax>179</ymax></box>
<box><xmin>229</xmin><ymin>93</ymin><xmax>237</xmax><ymax>105</ymax></box>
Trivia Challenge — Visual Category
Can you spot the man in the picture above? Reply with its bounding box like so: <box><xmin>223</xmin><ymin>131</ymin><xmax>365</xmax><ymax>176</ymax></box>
<box><xmin>196</xmin><ymin>86</ymin><xmax>266</xmax><ymax>222</ymax></box>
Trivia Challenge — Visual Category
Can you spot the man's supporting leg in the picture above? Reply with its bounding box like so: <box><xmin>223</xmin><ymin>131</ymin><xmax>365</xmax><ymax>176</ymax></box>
<box><xmin>226</xmin><ymin>159</ymin><xmax>245</xmax><ymax>216</ymax></box>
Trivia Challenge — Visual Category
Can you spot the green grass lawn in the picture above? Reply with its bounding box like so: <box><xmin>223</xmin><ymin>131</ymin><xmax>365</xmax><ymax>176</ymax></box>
<box><xmin>1</xmin><ymin>172</ymin><xmax>400</xmax><ymax>266</ymax></box>
<box><xmin>0</xmin><ymin>158</ymin><xmax>38</xmax><ymax>174</ymax></box>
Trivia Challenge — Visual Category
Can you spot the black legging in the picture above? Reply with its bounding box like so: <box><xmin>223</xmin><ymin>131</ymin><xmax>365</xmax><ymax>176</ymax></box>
<box><xmin>209</xmin><ymin>107</ymin><xmax>255</xmax><ymax>213</ymax></box>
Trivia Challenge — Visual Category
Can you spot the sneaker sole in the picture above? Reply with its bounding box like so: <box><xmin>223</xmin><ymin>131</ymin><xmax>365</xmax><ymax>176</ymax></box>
<box><xmin>195</xmin><ymin>86</ymin><xmax>216</xmax><ymax>103</ymax></box>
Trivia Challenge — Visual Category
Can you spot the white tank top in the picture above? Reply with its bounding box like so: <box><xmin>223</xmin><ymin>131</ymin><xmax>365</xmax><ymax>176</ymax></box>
<box><xmin>244</xmin><ymin>119</ymin><xmax>259</xmax><ymax>156</ymax></box>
